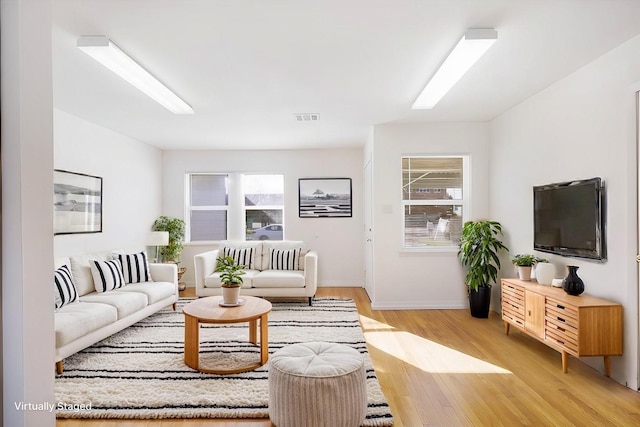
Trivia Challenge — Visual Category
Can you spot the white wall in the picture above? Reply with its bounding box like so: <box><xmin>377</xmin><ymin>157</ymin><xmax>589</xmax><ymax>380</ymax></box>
<box><xmin>53</xmin><ymin>110</ymin><xmax>163</xmax><ymax>257</ymax></box>
<box><xmin>1</xmin><ymin>0</ymin><xmax>55</xmax><ymax>425</ymax></box>
<box><xmin>162</xmin><ymin>148</ymin><xmax>364</xmax><ymax>287</ymax></box>
<box><xmin>369</xmin><ymin>123</ymin><xmax>491</xmax><ymax>309</ymax></box>
<box><xmin>490</xmin><ymin>35</ymin><xmax>640</xmax><ymax>388</ymax></box>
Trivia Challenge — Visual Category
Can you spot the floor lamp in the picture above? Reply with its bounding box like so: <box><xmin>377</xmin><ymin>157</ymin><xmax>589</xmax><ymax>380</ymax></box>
<box><xmin>147</xmin><ymin>231</ymin><xmax>169</xmax><ymax>263</ymax></box>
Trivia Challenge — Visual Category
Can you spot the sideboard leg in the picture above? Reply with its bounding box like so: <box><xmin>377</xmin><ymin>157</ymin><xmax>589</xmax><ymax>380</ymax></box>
<box><xmin>561</xmin><ymin>351</ymin><xmax>568</xmax><ymax>373</ymax></box>
<box><xmin>603</xmin><ymin>356</ymin><xmax>611</xmax><ymax>377</ymax></box>
<box><xmin>504</xmin><ymin>321</ymin><xmax>510</xmax><ymax>335</ymax></box>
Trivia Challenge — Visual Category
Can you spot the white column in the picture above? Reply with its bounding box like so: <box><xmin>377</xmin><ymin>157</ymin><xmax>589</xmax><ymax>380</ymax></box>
<box><xmin>1</xmin><ymin>0</ymin><xmax>55</xmax><ymax>426</ymax></box>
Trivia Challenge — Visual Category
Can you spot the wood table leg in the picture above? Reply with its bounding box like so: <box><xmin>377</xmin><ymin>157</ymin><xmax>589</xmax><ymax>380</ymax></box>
<box><xmin>561</xmin><ymin>351</ymin><xmax>568</xmax><ymax>373</ymax></box>
<box><xmin>603</xmin><ymin>356</ymin><xmax>611</xmax><ymax>377</ymax></box>
<box><xmin>184</xmin><ymin>315</ymin><xmax>200</xmax><ymax>370</ymax></box>
<box><xmin>260</xmin><ymin>313</ymin><xmax>269</xmax><ymax>365</ymax></box>
<box><xmin>249</xmin><ymin>319</ymin><xmax>257</xmax><ymax>344</ymax></box>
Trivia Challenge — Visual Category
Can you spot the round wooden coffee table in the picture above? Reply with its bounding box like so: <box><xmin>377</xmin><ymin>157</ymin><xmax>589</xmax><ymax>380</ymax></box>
<box><xmin>183</xmin><ymin>295</ymin><xmax>272</xmax><ymax>374</ymax></box>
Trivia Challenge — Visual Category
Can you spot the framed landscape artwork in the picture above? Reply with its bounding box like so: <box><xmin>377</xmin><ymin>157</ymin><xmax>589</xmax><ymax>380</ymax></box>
<box><xmin>54</xmin><ymin>169</ymin><xmax>103</xmax><ymax>235</ymax></box>
<box><xmin>298</xmin><ymin>178</ymin><xmax>352</xmax><ymax>218</ymax></box>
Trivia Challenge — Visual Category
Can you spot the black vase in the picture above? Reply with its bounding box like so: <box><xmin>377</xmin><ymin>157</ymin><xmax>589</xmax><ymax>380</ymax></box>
<box><xmin>562</xmin><ymin>266</ymin><xmax>585</xmax><ymax>296</ymax></box>
<box><xmin>469</xmin><ymin>286</ymin><xmax>491</xmax><ymax>318</ymax></box>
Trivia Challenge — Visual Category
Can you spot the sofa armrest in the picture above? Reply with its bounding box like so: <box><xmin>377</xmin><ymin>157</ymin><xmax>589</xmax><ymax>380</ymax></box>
<box><xmin>194</xmin><ymin>250</ymin><xmax>219</xmax><ymax>293</ymax></box>
<box><xmin>303</xmin><ymin>250</ymin><xmax>318</xmax><ymax>294</ymax></box>
<box><xmin>149</xmin><ymin>263</ymin><xmax>179</xmax><ymax>299</ymax></box>
<box><xmin>149</xmin><ymin>263</ymin><xmax>178</xmax><ymax>284</ymax></box>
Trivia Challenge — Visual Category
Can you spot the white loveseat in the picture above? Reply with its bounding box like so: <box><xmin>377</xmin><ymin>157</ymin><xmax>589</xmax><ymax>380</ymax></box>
<box><xmin>54</xmin><ymin>251</ymin><xmax>178</xmax><ymax>374</ymax></box>
<box><xmin>194</xmin><ymin>240</ymin><xmax>318</xmax><ymax>305</ymax></box>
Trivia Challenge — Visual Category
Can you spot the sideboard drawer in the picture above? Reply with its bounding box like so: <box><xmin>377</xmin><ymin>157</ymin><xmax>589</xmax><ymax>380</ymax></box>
<box><xmin>546</xmin><ymin>298</ymin><xmax>578</xmax><ymax>329</ymax></box>
<box><xmin>502</xmin><ymin>307</ymin><xmax>525</xmax><ymax>329</ymax></box>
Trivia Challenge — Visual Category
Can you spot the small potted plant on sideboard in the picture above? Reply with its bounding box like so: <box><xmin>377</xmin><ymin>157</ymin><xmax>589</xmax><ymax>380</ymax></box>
<box><xmin>511</xmin><ymin>254</ymin><xmax>544</xmax><ymax>281</ymax></box>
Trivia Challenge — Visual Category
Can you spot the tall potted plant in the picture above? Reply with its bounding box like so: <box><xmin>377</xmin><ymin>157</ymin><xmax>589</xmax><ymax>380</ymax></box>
<box><xmin>152</xmin><ymin>216</ymin><xmax>185</xmax><ymax>263</ymax></box>
<box><xmin>458</xmin><ymin>220</ymin><xmax>509</xmax><ymax>318</ymax></box>
<box><xmin>215</xmin><ymin>256</ymin><xmax>245</xmax><ymax>305</ymax></box>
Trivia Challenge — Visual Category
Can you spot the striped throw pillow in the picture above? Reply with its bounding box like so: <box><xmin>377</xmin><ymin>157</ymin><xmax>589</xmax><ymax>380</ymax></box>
<box><xmin>90</xmin><ymin>259</ymin><xmax>125</xmax><ymax>292</ymax></box>
<box><xmin>118</xmin><ymin>251</ymin><xmax>151</xmax><ymax>284</ymax></box>
<box><xmin>222</xmin><ymin>247</ymin><xmax>256</xmax><ymax>269</ymax></box>
<box><xmin>269</xmin><ymin>248</ymin><xmax>301</xmax><ymax>271</ymax></box>
<box><xmin>54</xmin><ymin>264</ymin><xmax>79</xmax><ymax>309</ymax></box>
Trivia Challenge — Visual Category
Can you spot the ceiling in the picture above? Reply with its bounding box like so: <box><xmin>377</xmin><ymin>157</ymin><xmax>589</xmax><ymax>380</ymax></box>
<box><xmin>52</xmin><ymin>0</ymin><xmax>640</xmax><ymax>151</ymax></box>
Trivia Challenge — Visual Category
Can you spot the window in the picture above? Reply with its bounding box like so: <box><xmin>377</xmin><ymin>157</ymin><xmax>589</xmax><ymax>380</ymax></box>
<box><xmin>402</xmin><ymin>156</ymin><xmax>468</xmax><ymax>248</ymax></box>
<box><xmin>186</xmin><ymin>173</ymin><xmax>284</xmax><ymax>242</ymax></box>
<box><xmin>244</xmin><ymin>174</ymin><xmax>284</xmax><ymax>241</ymax></box>
<box><xmin>187</xmin><ymin>174</ymin><xmax>229</xmax><ymax>241</ymax></box>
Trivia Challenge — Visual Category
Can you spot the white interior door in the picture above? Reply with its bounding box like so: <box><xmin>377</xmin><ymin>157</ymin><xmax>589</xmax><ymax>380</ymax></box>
<box><xmin>364</xmin><ymin>159</ymin><xmax>374</xmax><ymax>301</ymax></box>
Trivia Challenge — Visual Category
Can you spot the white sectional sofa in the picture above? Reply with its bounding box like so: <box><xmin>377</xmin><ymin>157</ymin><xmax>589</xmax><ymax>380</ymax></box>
<box><xmin>54</xmin><ymin>250</ymin><xmax>178</xmax><ymax>374</ymax></box>
<box><xmin>194</xmin><ymin>240</ymin><xmax>318</xmax><ymax>305</ymax></box>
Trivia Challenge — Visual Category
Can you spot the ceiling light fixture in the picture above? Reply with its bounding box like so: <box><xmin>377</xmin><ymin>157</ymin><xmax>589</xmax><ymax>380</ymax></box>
<box><xmin>412</xmin><ymin>29</ymin><xmax>497</xmax><ymax>109</ymax></box>
<box><xmin>77</xmin><ymin>36</ymin><xmax>194</xmax><ymax>114</ymax></box>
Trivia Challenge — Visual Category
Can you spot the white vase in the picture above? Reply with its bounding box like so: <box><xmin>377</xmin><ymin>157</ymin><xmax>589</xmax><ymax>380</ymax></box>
<box><xmin>535</xmin><ymin>262</ymin><xmax>556</xmax><ymax>286</ymax></box>
<box><xmin>222</xmin><ymin>286</ymin><xmax>241</xmax><ymax>305</ymax></box>
<box><xmin>517</xmin><ymin>266</ymin><xmax>532</xmax><ymax>281</ymax></box>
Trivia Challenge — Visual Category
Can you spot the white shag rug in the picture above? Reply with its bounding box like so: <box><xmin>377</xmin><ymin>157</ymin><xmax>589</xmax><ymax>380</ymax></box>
<box><xmin>55</xmin><ymin>297</ymin><xmax>394</xmax><ymax>426</ymax></box>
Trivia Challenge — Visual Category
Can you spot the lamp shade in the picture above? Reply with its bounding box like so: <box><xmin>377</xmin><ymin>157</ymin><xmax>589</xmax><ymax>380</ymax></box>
<box><xmin>147</xmin><ymin>231</ymin><xmax>169</xmax><ymax>246</ymax></box>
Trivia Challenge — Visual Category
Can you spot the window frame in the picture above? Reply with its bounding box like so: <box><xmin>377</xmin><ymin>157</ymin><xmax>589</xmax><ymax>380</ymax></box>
<box><xmin>243</xmin><ymin>173</ymin><xmax>285</xmax><ymax>241</ymax></box>
<box><xmin>185</xmin><ymin>173</ymin><xmax>230</xmax><ymax>242</ymax></box>
<box><xmin>401</xmin><ymin>155</ymin><xmax>470</xmax><ymax>251</ymax></box>
<box><xmin>185</xmin><ymin>172</ymin><xmax>285</xmax><ymax>243</ymax></box>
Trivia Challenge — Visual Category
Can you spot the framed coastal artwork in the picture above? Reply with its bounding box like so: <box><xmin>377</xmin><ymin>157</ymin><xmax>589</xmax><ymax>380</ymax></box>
<box><xmin>298</xmin><ymin>178</ymin><xmax>352</xmax><ymax>218</ymax></box>
<box><xmin>54</xmin><ymin>169</ymin><xmax>103</xmax><ymax>235</ymax></box>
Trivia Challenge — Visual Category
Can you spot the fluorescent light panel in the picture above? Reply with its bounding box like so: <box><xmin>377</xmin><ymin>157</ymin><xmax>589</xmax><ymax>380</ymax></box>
<box><xmin>77</xmin><ymin>36</ymin><xmax>194</xmax><ymax>114</ymax></box>
<box><xmin>412</xmin><ymin>29</ymin><xmax>497</xmax><ymax>109</ymax></box>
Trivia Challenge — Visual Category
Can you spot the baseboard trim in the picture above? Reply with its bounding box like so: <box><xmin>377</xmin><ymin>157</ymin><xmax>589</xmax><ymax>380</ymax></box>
<box><xmin>371</xmin><ymin>301</ymin><xmax>468</xmax><ymax>310</ymax></box>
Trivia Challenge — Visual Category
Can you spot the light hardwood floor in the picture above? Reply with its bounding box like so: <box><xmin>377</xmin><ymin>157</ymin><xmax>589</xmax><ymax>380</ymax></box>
<box><xmin>58</xmin><ymin>287</ymin><xmax>640</xmax><ymax>427</ymax></box>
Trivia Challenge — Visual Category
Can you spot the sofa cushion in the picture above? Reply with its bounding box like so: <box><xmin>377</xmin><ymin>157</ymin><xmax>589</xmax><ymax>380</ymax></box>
<box><xmin>90</xmin><ymin>259</ymin><xmax>126</xmax><ymax>292</ymax></box>
<box><xmin>55</xmin><ymin>302</ymin><xmax>118</xmax><ymax>348</ymax></box>
<box><xmin>54</xmin><ymin>264</ymin><xmax>79</xmax><ymax>310</ymax></box>
<box><xmin>261</xmin><ymin>241</ymin><xmax>305</xmax><ymax>270</ymax></box>
<box><xmin>253</xmin><ymin>270</ymin><xmax>306</xmax><ymax>288</ymax></box>
<box><xmin>117</xmin><ymin>281</ymin><xmax>175</xmax><ymax>304</ymax></box>
<box><xmin>80</xmin><ymin>291</ymin><xmax>148</xmax><ymax>319</ymax></box>
<box><xmin>222</xmin><ymin>246</ymin><xmax>258</xmax><ymax>270</ymax></box>
<box><xmin>204</xmin><ymin>269</ymin><xmax>260</xmax><ymax>288</ymax></box>
<box><xmin>118</xmin><ymin>251</ymin><xmax>151</xmax><ymax>284</ymax></box>
<box><xmin>268</xmin><ymin>248</ymin><xmax>301</xmax><ymax>271</ymax></box>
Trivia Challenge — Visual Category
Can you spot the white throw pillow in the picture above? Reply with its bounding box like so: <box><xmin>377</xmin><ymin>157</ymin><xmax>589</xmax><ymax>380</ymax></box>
<box><xmin>222</xmin><ymin>246</ymin><xmax>257</xmax><ymax>270</ymax></box>
<box><xmin>90</xmin><ymin>259</ymin><xmax>125</xmax><ymax>292</ymax></box>
<box><xmin>54</xmin><ymin>264</ymin><xmax>79</xmax><ymax>309</ymax></box>
<box><xmin>69</xmin><ymin>251</ymin><xmax>113</xmax><ymax>295</ymax></box>
<box><xmin>268</xmin><ymin>247</ymin><xmax>301</xmax><ymax>271</ymax></box>
<box><xmin>118</xmin><ymin>251</ymin><xmax>152</xmax><ymax>284</ymax></box>
<box><xmin>261</xmin><ymin>241</ymin><xmax>306</xmax><ymax>270</ymax></box>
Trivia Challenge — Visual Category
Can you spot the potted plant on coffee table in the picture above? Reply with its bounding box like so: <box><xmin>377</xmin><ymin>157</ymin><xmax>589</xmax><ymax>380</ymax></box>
<box><xmin>215</xmin><ymin>256</ymin><xmax>246</xmax><ymax>305</ymax></box>
<box><xmin>458</xmin><ymin>220</ymin><xmax>509</xmax><ymax>318</ymax></box>
<box><xmin>511</xmin><ymin>254</ymin><xmax>541</xmax><ymax>281</ymax></box>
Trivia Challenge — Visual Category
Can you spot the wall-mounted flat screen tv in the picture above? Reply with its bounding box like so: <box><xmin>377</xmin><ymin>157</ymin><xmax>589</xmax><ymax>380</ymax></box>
<box><xmin>533</xmin><ymin>177</ymin><xmax>605</xmax><ymax>261</ymax></box>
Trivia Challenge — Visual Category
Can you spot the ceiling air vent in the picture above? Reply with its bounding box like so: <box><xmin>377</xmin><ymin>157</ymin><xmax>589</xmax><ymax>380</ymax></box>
<box><xmin>294</xmin><ymin>113</ymin><xmax>320</xmax><ymax>122</ymax></box>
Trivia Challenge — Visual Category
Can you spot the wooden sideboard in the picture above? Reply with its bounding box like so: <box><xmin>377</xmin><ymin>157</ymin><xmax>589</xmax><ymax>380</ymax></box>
<box><xmin>501</xmin><ymin>278</ymin><xmax>622</xmax><ymax>376</ymax></box>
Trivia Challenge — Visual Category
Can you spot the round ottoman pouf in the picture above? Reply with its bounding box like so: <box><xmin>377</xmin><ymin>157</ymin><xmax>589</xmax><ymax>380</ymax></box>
<box><xmin>269</xmin><ymin>341</ymin><xmax>367</xmax><ymax>427</ymax></box>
